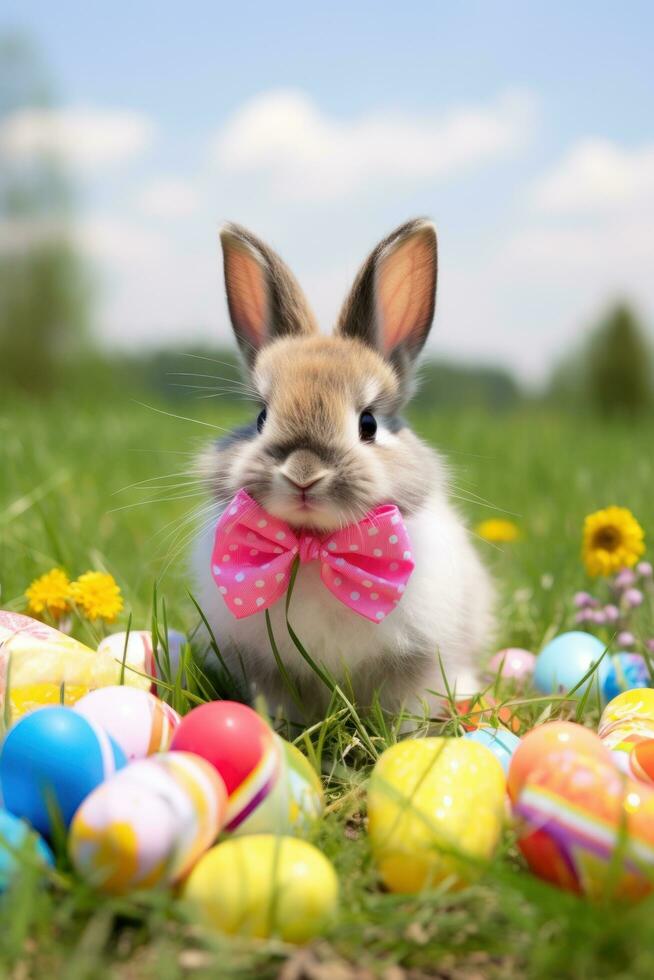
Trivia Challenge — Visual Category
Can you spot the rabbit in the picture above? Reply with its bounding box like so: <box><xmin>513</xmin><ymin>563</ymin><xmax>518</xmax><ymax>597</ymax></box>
<box><xmin>191</xmin><ymin>218</ymin><xmax>495</xmax><ymax>725</ymax></box>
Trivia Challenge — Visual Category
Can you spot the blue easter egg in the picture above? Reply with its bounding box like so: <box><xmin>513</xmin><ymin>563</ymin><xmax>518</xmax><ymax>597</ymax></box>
<box><xmin>0</xmin><ymin>707</ymin><xmax>127</xmax><ymax>838</ymax></box>
<box><xmin>0</xmin><ymin>809</ymin><xmax>54</xmax><ymax>892</ymax></box>
<box><xmin>462</xmin><ymin>727</ymin><xmax>521</xmax><ymax>774</ymax></box>
<box><xmin>602</xmin><ymin>653</ymin><xmax>652</xmax><ymax>704</ymax></box>
<box><xmin>534</xmin><ymin>631</ymin><xmax>609</xmax><ymax>697</ymax></box>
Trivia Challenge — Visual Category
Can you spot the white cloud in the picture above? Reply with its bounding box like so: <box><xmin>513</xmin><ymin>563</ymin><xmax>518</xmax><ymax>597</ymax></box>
<box><xmin>530</xmin><ymin>139</ymin><xmax>654</xmax><ymax>214</ymax></box>
<box><xmin>0</xmin><ymin>107</ymin><xmax>154</xmax><ymax>169</ymax></box>
<box><xmin>75</xmin><ymin>217</ymin><xmax>171</xmax><ymax>265</ymax></box>
<box><xmin>136</xmin><ymin>177</ymin><xmax>200</xmax><ymax>218</ymax></box>
<box><xmin>211</xmin><ymin>88</ymin><xmax>534</xmax><ymax>201</ymax></box>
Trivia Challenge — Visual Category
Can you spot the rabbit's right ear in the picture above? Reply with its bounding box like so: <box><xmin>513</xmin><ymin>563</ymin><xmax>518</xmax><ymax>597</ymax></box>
<box><xmin>220</xmin><ymin>223</ymin><xmax>318</xmax><ymax>368</ymax></box>
<box><xmin>336</xmin><ymin>218</ymin><xmax>437</xmax><ymax>386</ymax></box>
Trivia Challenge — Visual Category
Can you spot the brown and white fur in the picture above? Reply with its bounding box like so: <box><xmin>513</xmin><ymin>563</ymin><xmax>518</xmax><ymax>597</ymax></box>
<box><xmin>192</xmin><ymin>219</ymin><xmax>494</xmax><ymax>723</ymax></box>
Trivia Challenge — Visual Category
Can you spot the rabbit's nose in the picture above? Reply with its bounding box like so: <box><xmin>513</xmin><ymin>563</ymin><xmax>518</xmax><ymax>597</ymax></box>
<box><xmin>280</xmin><ymin>471</ymin><xmax>326</xmax><ymax>491</ymax></box>
<box><xmin>279</xmin><ymin>450</ymin><xmax>330</xmax><ymax>491</ymax></box>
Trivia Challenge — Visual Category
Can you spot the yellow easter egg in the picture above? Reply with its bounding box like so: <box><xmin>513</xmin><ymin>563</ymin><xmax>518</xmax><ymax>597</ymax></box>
<box><xmin>368</xmin><ymin>737</ymin><xmax>506</xmax><ymax>892</ymax></box>
<box><xmin>182</xmin><ymin>835</ymin><xmax>338</xmax><ymax>943</ymax></box>
<box><xmin>0</xmin><ymin>611</ymin><xmax>149</xmax><ymax>725</ymax></box>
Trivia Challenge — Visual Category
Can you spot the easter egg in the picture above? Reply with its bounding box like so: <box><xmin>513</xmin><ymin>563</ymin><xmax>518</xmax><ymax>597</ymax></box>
<box><xmin>602</xmin><ymin>654</ymin><xmax>651</xmax><ymax>704</ymax></box>
<box><xmin>463</xmin><ymin>727</ymin><xmax>521</xmax><ymax>775</ymax></box>
<box><xmin>73</xmin><ymin>687</ymin><xmax>181</xmax><ymax>761</ymax></box>
<box><xmin>455</xmin><ymin>694</ymin><xmax>520</xmax><ymax>733</ymax></box>
<box><xmin>229</xmin><ymin>737</ymin><xmax>324</xmax><ymax>837</ymax></box>
<box><xmin>367</xmin><ymin>738</ymin><xmax>506</xmax><ymax>892</ymax></box>
<box><xmin>514</xmin><ymin>749</ymin><xmax>654</xmax><ymax>899</ymax></box>
<box><xmin>534</xmin><ymin>631</ymin><xmax>609</xmax><ymax>697</ymax></box>
<box><xmin>0</xmin><ymin>707</ymin><xmax>126</xmax><ymax>837</ymax></box>
<box><xmin>629</xmin><ymin>740</ymin><xmax>654</xmax><ymax>784</ymax></box>
<box><xmin>0</xmin><ymin>610</ymin><xmax>62</xmax><ymax>643</ymax></box>
<box><xmin>487</xmin><ymin>648</ymin><xmax>536</xmax><ymax>682</ymax></box>
<box><xmin>69</xmin><ymin>751</ymin><xmax>226</xmax><ymax>894</ymax></box>
<box><xmin>170</xmin><ymin>701</ymin><xmax>282</xmax><ymax>831</ymax></box>
<box><xmin>0</xmin><ymin>611</ymin><xmax>149</xmax><ymax>724</ymax></box>
<box><xmin>96</xmin><ymin>629</ymin><xmax>187</xmax><ymax>690</ymax></box>
<box><xmin>598</xmin><ymin>689</ymin><xmax>654</xmax><ymax>772</ymax></box>
<box><xmin>282</xmin><ymin>740</ymin><xmax>324</xmax><ymax>829</ymax></box>
<box><xmin>507</xmin><ymin>721</ymin><xmax>612</xmax><ymax>802</ymax></box>
<box><xmin>0</xmin><ymin>809</ymin><xmax>53</xmax><ymax>892</ymax></box>
<box><xmin>182</xmin><ymin>835</ymin><xmax>338</xmax><ymax>942</ymax></box>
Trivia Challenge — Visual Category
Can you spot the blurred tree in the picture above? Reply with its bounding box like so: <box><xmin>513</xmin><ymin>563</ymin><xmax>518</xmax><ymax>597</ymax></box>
<box><xmin>0</xmin><ymin>34</ymin><xmax>90</xmax><ymax>394</ymax></box>
<box><xmin>548</xmin><ymin>302</ymin><xmax>652</xmax><ymax>415</ymax></box>
<box><xmin>411</xmin><ymin>360</ymin><xmax>521</xmax><ymax>413</ymax></box>
<box><xmin>586</xmin><ymin>303</ymin><xmax>652</xmax><ymax>416</ymax></box>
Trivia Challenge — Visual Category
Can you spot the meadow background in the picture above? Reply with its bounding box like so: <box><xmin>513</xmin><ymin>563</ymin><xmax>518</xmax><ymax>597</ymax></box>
<box><xmin>1</xmin><ymin>4</ymin><xmax>654</xmax><ymax>978</ymax></box>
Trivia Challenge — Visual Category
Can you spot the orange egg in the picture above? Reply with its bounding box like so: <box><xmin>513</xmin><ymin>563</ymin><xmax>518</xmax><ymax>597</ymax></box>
<box><xmin>455</xmin><ymin>695</ymin><xmax>520</xmax><ymax>734</ymax></box>
<box><xmin>507</xmin><ymin>721</ymin><xmax>613</xmax><ymax>801</ymax></box>
<box><xmin>514</xmin><ymin>749</ymin><xmax>654</xmax><ymax>899</ymax></box>
<box><xmin>630</xmin><ymin>739</ymin><xmax>654</xmax><ymax>785</ymax></box>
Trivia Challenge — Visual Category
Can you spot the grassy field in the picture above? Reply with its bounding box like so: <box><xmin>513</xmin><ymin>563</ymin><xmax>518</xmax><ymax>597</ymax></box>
<box><xmin>1</xmin><ymin>390</ymin><xmax>654</xmax><ymax>979</ymax></box>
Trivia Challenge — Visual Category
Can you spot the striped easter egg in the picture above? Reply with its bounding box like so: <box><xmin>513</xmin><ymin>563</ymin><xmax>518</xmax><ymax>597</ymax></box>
<box><xmin>0</xmin><ymin>706</ymin><xmax>126</xmax><ymax>837</ymax></box>
<box><xmin>228</xmin><ymin>737</ymin><xmax>324</xmax><ymax>837</ymax></box>
<box><xmin>74</xmin><ymin>687</ymin><xmax>181</xmax><ymax>761</ymax></box>
<box><xmin>599</xmin><ymin>689</ymin><xmax>654</xmax><ymax>772</ymax></box>
<box><xmin>514</xmin><ymin>749</ymin><xmax>654</xmax><ymax>899</ymax></box>
<box><xmin>170</xmin><ymin>701</ymin><xmax>283</xmax><ymax>832</ymax></box>
<box><xmin>69</xmin><ymin>751</ymin><xmax>227</xmax><ymax>894</ymax></box>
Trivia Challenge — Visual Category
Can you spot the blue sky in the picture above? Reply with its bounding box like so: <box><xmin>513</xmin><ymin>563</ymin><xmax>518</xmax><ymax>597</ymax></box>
<box><xmin>2</xmin><ymin>1</ymin><xmax>653</xmax><ymax>382</ymax></box>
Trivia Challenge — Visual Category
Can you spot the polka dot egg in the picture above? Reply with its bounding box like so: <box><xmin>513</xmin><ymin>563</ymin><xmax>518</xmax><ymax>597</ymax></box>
<box><xmin>182</xmin><ymin>835</ymin><xmax>338</xmax><ymax>942</ymax></box>
<box><xmin>367</xmin><ymin>737</ymin><xmax>506</xmax><ymax>892</ymax></box>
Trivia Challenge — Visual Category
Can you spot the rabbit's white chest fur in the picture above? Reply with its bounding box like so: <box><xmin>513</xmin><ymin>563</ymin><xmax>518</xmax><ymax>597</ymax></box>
<box><xmin>191</xmin><ymin>494</ymin><xmax>493</xmax><ymax>716</ymax></box>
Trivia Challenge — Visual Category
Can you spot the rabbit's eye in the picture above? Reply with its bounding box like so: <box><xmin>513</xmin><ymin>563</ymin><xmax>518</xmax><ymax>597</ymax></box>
<box><xmin>257</xmin><ymin>407</ymin><xmax>267</xmax><ymax>433</ymax></box>
<box><xmin>359</xmin><ymin>410</ymin><xmax>377</xmax><ymax>442</ymax></box>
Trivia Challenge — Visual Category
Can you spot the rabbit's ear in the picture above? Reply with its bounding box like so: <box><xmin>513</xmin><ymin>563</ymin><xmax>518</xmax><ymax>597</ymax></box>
<box><xmin>336</xmin><ymin>218</ymin><xmax>437</xmax><ymax>377</ymax></box>
<box><xmin>220</xmin><ymin>223</ymin><xmax>318</xmax><ymax>367</ymax></box>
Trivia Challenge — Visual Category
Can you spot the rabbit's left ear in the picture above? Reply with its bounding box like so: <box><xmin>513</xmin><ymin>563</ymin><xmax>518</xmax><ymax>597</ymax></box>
<box><xmin>220</xmin><ymin>223</ymin><xmax>318</xmax><ymax>368</ymax></box>
<box><xmin>335</xmin><ymin>218</ymin><xmax>437</xmax><ymax>376</ymax></box>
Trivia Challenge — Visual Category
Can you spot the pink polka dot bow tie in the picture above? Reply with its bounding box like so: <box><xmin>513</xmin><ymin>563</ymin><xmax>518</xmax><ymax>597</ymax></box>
<box><xmin>211</xmin><ymin>489</ymin><xmax>415</xmax><ymax>623</ymax></box>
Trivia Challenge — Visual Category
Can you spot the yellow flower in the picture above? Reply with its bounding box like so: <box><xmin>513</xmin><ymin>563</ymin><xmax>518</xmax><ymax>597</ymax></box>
<box><xmin>25</xmin><ymin>568</ymin><xmax>72</xmax><ymax>619</ymax></box>
<box><xmin>70</xmin><ymin>571</ymin><xmax>123</xmax><ymax>623</ymax></box>
<box><xmin>582</xmin><ymin>506</ymin><xmax>645</xmax><ymax>577</ymax></box>
<box><xmin>476</xmin><ymin>518</ymin><xmax>521</xmax><ymax>543</ymax></box>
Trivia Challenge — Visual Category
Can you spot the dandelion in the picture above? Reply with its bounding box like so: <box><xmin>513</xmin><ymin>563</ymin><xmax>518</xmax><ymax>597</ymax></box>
<box><xmin>582</xmin><ymin>507</ymin><xmax>645</xmax><ymax>578</ymax></box>
<box><xmin>476</xmin><ymin>518</ymin><xmax>520</xmax><ymax>543</ymax></box>
<box><xmin>70</xmin><ymin>571</ymin><xmax>123</xmax><ymax>623</ymax></box>
<box><xmin>25</xmin><ymin>568</ymin><xmax>71</xmax><ymax>620</ymax></box>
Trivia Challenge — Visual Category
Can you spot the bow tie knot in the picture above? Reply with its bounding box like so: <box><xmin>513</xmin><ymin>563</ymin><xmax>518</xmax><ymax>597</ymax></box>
<box><xmin>211</xmin><ymin>489</ymin><xmax>414</xmax><ymax>624</ymax></box>
<box><xmin>298</xmin><ymin>533</ymin><xmax>321</xmax><ymax>564</ymax></box>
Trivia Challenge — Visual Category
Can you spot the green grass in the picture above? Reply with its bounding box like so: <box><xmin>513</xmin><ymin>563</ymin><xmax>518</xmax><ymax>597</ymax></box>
<box><xmin>1</xmin><ymin>391</ymin><xmax>654</xmax><ymax>979</ymax></box>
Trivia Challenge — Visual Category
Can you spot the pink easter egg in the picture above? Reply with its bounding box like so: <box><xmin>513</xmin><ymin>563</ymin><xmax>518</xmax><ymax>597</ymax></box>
<box><xmin>488</xmin><ymin>648</ymin><xmax>536</xmax><ymax>681</ymax></box>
